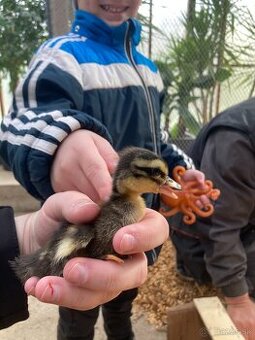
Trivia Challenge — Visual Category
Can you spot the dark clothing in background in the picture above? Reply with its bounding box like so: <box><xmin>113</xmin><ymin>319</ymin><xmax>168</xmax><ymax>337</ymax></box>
<box><xmin>0</xmin><ymin>207</ymin><xmax>29</xmax><ymax>329</ymax></box>
<box><xmin>170</xmin><ymin>97</ymin><xmax>255</xmax><ymax>298</ymax></box>
<box><xmin>58</xmin><ymin>288</ymin><xmax>138</xmax><ymax>340</ymax></box>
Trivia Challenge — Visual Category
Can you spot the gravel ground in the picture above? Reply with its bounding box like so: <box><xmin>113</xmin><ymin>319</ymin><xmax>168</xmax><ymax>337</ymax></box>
<box><xmin>1</xmin><ymin>295</ymin><xmax>166</xmax><ymax>340</ymax></box>
<box><xmin>135</xmin><ymin>240</ymin><xmax>221</xmax><ymax>329</ymax></box>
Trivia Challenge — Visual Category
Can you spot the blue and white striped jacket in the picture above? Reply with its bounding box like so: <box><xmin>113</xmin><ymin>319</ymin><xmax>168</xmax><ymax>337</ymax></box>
<box><xmin>0</xmin><ymin>10</ymin><xmax>192</xmax><ymax>202</ymax></box>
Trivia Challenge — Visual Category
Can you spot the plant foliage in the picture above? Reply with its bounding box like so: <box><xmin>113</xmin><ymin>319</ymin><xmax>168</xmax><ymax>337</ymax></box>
<box><xmin>0</xmin><ymin>0</ymin><xmax>48</xmax><ymax>92</ymax></box>
<box><xmin>157</xmin><ymin>0</ymin><xmax>255</xmax><ymax>138</ymax></box>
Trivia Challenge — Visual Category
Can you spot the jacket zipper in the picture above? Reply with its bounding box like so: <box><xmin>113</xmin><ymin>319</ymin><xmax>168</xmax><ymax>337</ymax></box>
<box><xmin>124</xmin><ymin>22</ymin><xmax>159</xmax><ymax>155</ymax></box>
<box><xmin>124</xmin><ymin>22</ymin><xmax>159</xmax><ymax>262</ymax></box>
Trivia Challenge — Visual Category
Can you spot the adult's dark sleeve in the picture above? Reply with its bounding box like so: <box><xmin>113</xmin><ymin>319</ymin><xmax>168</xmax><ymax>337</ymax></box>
<box><xmin>0</xmin><ymin>207</ymin><xmax>29</xmax><ymax>329</ymax></box>
<box><xmin>198</xmin><ymin>129</ymin><xmax>255</xmax><ymax>297</ymax></box>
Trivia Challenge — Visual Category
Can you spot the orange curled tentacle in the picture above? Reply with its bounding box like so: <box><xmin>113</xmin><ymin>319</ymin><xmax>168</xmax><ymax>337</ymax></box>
<box><xmin>181</xmin><ymin>205</ymin><xmax>196</xmax><ymax>224</ymax></box>
<box><xmin>159</xmin><ymin>206</ymin><xmax>181</xmax><ymax>217</ymax></box>
<box><xmin>209</xmin><ymin>189</ymin><xmax>221</xmax><ymax>201</ymax></box>
<box><xmin>200</xmin><ymin>204</ymin><xmax>214</xmax><ymax>217</ymax></box>
<box><xmin>172</xmin><ymin>166</ymin><xmax>186</xmax><ymax>183</ymax></box>
<box><xmin>183</xmin><ymin>214</ymin><xmax>196</xmax><ymax>225</ymax></box>
<box><xmin>187</xmin><ymin>199</ymin><xmax>215</xmax><ymax>218</ymax></box>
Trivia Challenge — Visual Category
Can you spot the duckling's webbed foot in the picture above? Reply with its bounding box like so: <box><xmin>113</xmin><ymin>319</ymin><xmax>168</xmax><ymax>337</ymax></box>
<box><xmin>102</xmin><ymin>254</ymin><xmax>125</xmax><ymax>264</ymax></box>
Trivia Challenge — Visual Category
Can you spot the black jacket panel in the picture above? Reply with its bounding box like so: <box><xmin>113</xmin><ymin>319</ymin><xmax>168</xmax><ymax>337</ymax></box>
<box><xmin>0</xmin><ymin>207</ymin><xmax>29</xmax><ymax>329</ymax></box>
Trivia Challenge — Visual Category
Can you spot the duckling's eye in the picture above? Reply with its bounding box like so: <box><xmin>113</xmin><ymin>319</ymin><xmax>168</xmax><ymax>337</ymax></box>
<box><xmin>134</xmin><ymin>166</ymin><xmax>165</xmax><ymax>178</ymax></box>
<box><xmin>151</xmin><ymin>168</ymin><xmax>164</xmax><ymax>177</ymax></box>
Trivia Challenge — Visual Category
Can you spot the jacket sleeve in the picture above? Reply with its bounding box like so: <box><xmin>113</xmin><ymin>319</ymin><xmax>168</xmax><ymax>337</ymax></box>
<box><xmin>0</xmin><ymin>207</ymin><xmax>29</xmax><ymax>329</ymax></box>
<box><xmin>0</xmin><ymin>44</ymin><xmax>112</xmax><ymax>200</ymax></box>
<box><xmin>161</xmin><ymin>142</ymin><xmax>194</xmax><ymax>176</ymax></box>
<box><xmin>197</xmin><ymin>129</ymin><xmax>255</xmax><ymax>297</ymax></box>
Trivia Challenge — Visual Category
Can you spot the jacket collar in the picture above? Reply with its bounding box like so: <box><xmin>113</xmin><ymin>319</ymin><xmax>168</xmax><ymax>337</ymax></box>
<box><xmin>71</xmin><ymin>10</ymin><xmax>141</xmax><ymax>47</ymax></box>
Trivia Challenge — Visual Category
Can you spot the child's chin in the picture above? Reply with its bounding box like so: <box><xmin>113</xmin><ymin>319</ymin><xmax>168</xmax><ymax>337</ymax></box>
<box><xmin>107</xmin><ymin>21</ymin><xmax>125</xmax><ymax>27</ymax></box>
<box><xmin>101</xmin><ymin>13</ymin><xmax>128</xmax><ymax>27</ymax></box>
<box><xmin>102</xmin><ymin>17</ymin><xmax>125</xmax><ymax>25</ymax></box>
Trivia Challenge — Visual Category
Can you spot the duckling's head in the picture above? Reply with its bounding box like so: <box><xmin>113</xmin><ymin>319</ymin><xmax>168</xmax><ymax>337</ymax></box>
<box><xmin>113</xmin><ymin>147</ymin><xmax>181</xmax><ymax>196</ymax></box>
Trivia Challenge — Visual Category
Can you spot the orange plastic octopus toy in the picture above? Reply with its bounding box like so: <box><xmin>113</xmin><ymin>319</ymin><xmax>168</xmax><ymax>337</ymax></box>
<box><xmin>160</xmin><ymin>166</ymin><xmax>220</xmax><ymax>225</ymax></box>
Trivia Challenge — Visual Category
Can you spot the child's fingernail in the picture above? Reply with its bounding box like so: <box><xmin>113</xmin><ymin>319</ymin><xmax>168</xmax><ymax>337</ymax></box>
<box><xmin>72</xmin><ymin>199</ymin><xmax>95</xmax><ymax>208</ymax></box>
<box><xmin>24</xmin><ymin>282</ymin><xmax>35</xmax><ymax>296</ymax></box>
<box><xmin>24</xmin><ymin>277</ymin><xmax>38</xmax><ymax>296</ymax></box>
<box><xmin>66</xmin><ymin>263</ymin><xmax>88</xmax><ymax>284</ymax></box>
<box><xmin>120</xmin><ymin>234</ymin><xmax>136</xmax><ymax>252</ymax></box>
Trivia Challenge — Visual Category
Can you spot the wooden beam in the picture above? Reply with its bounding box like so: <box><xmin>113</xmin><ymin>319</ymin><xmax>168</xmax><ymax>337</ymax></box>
<box><xmin>194</xmin><ymin>297</ymin><xmax>245</xmax><ymax>340</ymax></box>
<box><xmin>167</xmin><ymin>297</ymin><xmax>245</xmax><ymax>340</ymax></box>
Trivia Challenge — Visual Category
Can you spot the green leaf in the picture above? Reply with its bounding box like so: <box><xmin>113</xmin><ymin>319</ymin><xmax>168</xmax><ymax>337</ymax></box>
<box><xmin>215</xmin><ymin>68</ymin><xmax>232</xmax><ymax>82</ymax></box>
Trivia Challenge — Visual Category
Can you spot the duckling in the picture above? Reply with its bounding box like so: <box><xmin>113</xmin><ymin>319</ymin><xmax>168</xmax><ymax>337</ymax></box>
<box><xmin>11</xmin><ymin>147</ymin><xmax>181</xmax><ymax>284</ymax></box>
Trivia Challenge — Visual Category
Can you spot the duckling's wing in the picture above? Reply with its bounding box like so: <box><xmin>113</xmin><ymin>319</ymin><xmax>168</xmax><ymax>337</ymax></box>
<box><xmin>11</xmin><ymin>224</ymin><xmax>96</xmax><ymax>283</ymax></box>
<box><xmin>52</xmin><ymin>223</ymin><xmax>95</xmax><ymax>263</ymax></box>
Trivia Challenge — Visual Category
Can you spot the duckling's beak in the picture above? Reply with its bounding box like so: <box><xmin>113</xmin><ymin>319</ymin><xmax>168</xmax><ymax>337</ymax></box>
<box><xmin>159</xmin><ymin>176</ymin><xmax>181</xmax><ymax>199</ymax></box>
<box><xmin>165</xmin><ymin>177</ymin><xmax>182</xmax><ymax>190</ymax></box>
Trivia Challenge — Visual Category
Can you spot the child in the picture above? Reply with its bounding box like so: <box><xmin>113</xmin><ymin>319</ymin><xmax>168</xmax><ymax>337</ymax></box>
<box><xmin>0</xmin><ymin>1</ymin><xmax>206</xmax><ymax>338</ymax></box>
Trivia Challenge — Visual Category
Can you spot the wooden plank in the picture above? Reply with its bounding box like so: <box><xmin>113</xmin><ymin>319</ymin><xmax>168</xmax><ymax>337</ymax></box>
<box><xmin>167</xmin><ymin>302</ymin><xmax>211</xmax><ymax>340</ymax></box>
<box><xmin>194</xmin><ymin>297</ymin><xmax>245</xmax><ymax>340</ymax></box>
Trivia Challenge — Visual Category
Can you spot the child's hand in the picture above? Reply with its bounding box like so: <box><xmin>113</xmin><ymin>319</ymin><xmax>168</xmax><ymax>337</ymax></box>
<box><xmin>50</xmin><ymin>130</ymin><xmax>119</xmax><ymax>203</ymax></box>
